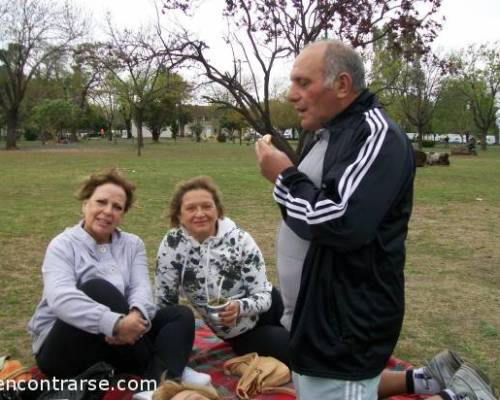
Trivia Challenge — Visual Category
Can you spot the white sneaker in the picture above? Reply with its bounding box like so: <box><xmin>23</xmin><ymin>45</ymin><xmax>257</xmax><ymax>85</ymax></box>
<box><xmin>181</xmin><ymin>366</ymin><xmax>212</xmax><ymax>386</ymax></box>
<box><xmin>132</xmin><ymin>391</ymin><xmax>154</xmax><ymax>400</ymax></box>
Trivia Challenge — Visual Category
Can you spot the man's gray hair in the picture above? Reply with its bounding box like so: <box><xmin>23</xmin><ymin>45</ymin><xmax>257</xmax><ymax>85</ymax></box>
<box><xmin>306</xmin><ymin>40</ymin><xmax>366</xmax><ymax>92</ymax></box>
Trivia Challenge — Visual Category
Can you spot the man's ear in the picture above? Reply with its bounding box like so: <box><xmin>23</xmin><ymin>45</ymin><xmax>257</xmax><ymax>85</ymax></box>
<box><xmin>334</xmin><ymin>72</ymin><xmax>353</xmax><ymax>99</ymax></box>
<box><xmin>81</xmin><ymin>200</ymin><xmax>87</xmax><ymax>215</ymax></box>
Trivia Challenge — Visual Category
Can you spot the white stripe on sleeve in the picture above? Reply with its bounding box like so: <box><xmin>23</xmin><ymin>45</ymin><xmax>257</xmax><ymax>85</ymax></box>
<box><xmin>273</xmin><ymin>108</ymin><xmax>388</xmax><ymax>225</ymax></box>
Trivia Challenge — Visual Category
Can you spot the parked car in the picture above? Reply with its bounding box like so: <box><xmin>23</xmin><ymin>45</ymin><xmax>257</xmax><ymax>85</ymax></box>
<box><xmin>283</xmin><ymin>129</ymin><xmax>293</xmax><ymax>139</ymax></box>
<box><xmin>243</xmin><ymin>129</ymin><xmax>262</xmax><ymax>141</ymax></box>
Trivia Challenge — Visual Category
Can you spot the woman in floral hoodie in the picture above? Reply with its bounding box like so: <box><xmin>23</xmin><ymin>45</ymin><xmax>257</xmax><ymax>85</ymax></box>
<box><xmin>155</xmin><ymin>176</ymin><xmax>289</xmax><ymax>364</ymax></box>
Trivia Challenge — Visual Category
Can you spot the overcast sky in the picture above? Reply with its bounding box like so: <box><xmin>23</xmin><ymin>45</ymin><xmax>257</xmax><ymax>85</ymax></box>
<box><xmin>79</xmin><ymin>0</ymin><xmax>500</xmax><ymax>50</ymax></box>
<box><xmin>74</xmin><ymin>0</ymin><xmax>500</xmax><ymax>97</ymax></box>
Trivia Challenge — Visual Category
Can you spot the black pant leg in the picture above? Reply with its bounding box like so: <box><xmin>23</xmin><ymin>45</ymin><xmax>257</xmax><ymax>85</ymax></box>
<box><xmin>255</xmin><ymin>287</ymin><xmax>284</xmax><ymax>327</ymax></box>
<box><xmin>36</xmin><ymin>317</ymin><xmax>110</xmax><ymax>378</ymax></box>
<box><xmin>226</xmin><ymin>287</ymin><xmax>290</xmax><ymax>365</ymax></box>
<box><xmin>36</xmin><ymin>279</ymin><xmax>149</xmax><ymax>378</ymax></box>
<box><xmin>226</xmin><ymin>324</ymin><xmax>290</xmax><ymax>365</ymax></box>
<box><xmin>143</xmin><ymin>305</ymin><xmax>195</xmax><ymax>382</ymax></box>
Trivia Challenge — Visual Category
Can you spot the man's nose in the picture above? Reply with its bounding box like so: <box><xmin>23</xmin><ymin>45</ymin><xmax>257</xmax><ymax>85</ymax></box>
<box><xmin>287</xmin><ymin>85</ymin><xmax>298</xmax><ymax>103</ymax></box>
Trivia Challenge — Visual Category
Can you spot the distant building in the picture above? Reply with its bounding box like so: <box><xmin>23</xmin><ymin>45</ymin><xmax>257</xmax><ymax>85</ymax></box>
<box><xmin>130</xmin><ymin>124</ymin><xmax>173</xmax><ymax>138</ymax></box>
<box><xmin>130</xmin><ymin>104</ymin><xmax>218</xmax><ymax>139</ymax></box>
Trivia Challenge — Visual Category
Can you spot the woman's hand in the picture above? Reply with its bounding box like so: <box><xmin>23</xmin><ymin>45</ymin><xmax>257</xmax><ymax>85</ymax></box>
<box><xmin>218</xmin><ymin>301</ymin><xmax>240</xmax><ymax>327</ymax></box>
<box><xmin>106</xmin><ymin>310</ymin><xmax>147</xmax><ymax>345</ymax></box>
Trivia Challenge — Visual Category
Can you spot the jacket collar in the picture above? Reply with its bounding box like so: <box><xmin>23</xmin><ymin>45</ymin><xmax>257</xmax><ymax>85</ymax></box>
<box><xmin>323</xmin><ymin>89</ymin><xmax>377</xmax><ymax>129</ymax></box>
<box><xmin>69</xmin><ymin>221</ymin><xmax>122</xmax><ymax>251</ymax></box>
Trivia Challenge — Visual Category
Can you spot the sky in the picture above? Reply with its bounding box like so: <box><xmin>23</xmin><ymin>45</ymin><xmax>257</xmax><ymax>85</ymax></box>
<box><xmin>431</xmin><ymin>0</ymin><xmax>499</xmax><ymax>50</ymax></box>
<box><xmin>74</xmin><ymin>0</ymin><xmax>500</xmax><ymax>97</ymax></box>
<box><xmin>78</xmin><ymin>0</ymin><xmax>500</xmax><ymax>50</ymax></box>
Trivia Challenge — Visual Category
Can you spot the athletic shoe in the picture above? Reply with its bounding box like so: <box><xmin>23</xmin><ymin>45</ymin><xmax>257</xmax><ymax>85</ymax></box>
<box><xmin>447</xmin><ymin>362</ymin><xmax>497</xmax><ymax>400</ymax></box>
<box><xmin>181</xmin><ymin>366</ymin><xmax>212</xmax><ymax>386</ymax></box>
<box><xmin>424</xmin><ymin>349</ymin><xmax>463</xmax><ymax>388</ymax></box>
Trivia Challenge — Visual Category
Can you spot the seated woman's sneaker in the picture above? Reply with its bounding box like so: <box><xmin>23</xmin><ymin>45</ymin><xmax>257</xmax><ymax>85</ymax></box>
<box><xmin>181</xmin><ymin>367</ymin><xmax>212</xmax><ymax>386</ymax></box>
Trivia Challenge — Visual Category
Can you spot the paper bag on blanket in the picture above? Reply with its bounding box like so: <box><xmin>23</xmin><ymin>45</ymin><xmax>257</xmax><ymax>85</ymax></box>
<box><xmin>0</xmin><ymin>355</ymin><xmax>31</xmax><ymax>382</ymax></box>
<box><xmin>223</xmin><ymin>353</ymin><xmax>296</xmax><ymax>400</ymax></box>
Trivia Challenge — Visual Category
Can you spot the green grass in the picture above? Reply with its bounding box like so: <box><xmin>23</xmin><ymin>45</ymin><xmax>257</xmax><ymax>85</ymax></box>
<box><xmin>0</xmin><ymin>138</ymin><xmax>499</xmax><ymax>390</ymax></box>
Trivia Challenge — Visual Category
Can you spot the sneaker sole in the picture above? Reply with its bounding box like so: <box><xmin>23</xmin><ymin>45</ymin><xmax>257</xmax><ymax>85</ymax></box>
<box><xmin>452</xmin><ymin>363</ymin><xmax>497</xmax><ymax>400</ymax></box>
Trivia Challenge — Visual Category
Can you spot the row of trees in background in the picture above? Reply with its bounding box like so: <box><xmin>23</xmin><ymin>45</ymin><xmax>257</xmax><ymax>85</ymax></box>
<box><xmin>371</xmin><ymin>33</ymin><xmax>500</xmax><ymax>151</ymax></box>
<box><xmin>1</xmin><ymin>0</ymin><xmax>499</xmax><ymax>155</ymax></box>
<box><xmin>0</xmin><ymin>0</ymin><xmax>195</xmax><ymax>154</ymax></box>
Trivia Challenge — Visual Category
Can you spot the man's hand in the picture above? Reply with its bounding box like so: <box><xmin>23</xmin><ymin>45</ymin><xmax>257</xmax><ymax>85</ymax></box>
<box><xmin>218</xmin><ymin>301</ymin><xmax>240</xmax><ymax>327</ymax></box>
<box><xmin>255</xmin><ymin>138</ymin><xmax>294</xmax><ymax>183</ymax></box>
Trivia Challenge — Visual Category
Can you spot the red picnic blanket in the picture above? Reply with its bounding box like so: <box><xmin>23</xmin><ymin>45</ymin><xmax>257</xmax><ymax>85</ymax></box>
<box><xmin>29</xmin><ymin>320</ymin><xmax>427</xmax><ymax>400</ymax></box>
<box><xmin>189</xmin><ymin>319</ymin><xmax>427</xmax><ymax>400</ymax></box>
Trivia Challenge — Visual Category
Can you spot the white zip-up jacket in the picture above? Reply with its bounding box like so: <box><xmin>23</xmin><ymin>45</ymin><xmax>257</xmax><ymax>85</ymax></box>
<box><xmin>155</xmin><ymin>217</ymin><xmax>272</xmax><ymax>339</ymax></box>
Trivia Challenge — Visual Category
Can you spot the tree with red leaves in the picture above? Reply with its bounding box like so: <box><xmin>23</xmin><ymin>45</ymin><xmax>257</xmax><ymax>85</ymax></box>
<box><xmin>162</xmin><ymin>0</ymin><xmax>442</xmax><ymax>160</ymax></box>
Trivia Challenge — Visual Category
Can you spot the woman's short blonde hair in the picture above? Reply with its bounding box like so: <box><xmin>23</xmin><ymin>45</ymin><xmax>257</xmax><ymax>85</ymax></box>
<box><xmin>168</xmin><ymin>176</ymin><xmax>224</xmax><ymax>228</ymax></box>
<box><xmin>76</xmin><ymin>168</ymin><xmax>136</xmax><ymax>212</ymax></box>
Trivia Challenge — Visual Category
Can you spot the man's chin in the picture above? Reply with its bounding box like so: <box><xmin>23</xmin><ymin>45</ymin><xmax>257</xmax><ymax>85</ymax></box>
<box><xmin>300</xmin><ymin>120</ymin><xmax>321</xmax><ymax>131</ymax></box>
<box><xmin>302</xmin><ymin>125</ymin><xmax>320</xmax><ymax>132</ymax></box>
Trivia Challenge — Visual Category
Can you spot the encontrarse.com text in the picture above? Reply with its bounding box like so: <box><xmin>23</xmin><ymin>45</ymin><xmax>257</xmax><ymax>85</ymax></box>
<box><xmin>0</xmin><ymin>378</ymin><xmax>157</xmax><ymax>393</ymax></box>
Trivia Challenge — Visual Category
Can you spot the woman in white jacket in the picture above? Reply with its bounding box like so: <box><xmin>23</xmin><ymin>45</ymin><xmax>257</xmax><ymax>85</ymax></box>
<box><xmin>155</xmin><ymin>176</ymin><xmax>289</xmax><ymax>364</ymax></box>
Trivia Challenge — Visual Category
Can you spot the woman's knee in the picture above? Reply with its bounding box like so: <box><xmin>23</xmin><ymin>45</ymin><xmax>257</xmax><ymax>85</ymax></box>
<box><xmin>175</xmin><ymin>305</ymin><xmax>195</xmax><ymax>324</ymax></box>
<box><xmin>79</xmin><ymin>279</ymin><xmax>128</xmax><ymax>312</ymax></box>
<box><xmin>154</xmin><ymin>305</ymin><xmax>195</xmax><ymax>328</ymax></box>
<box><xmin>160</xmin><ymin>304</ymin><xmax>194</xmax><ymax>324</ymax></box>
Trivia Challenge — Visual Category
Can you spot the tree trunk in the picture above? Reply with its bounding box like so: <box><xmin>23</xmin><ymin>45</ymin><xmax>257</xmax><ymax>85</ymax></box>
<box><xmin>296</xmin><ymin>129</ymin><xmax>307</xmax><ymax>155</ymax></box>
<box><xmin>416</xmin><ymin>128</ymin><xmax>424</xmax><ymax>150</ymax></box>
<box><xmin>267</xmin><ymin>129</ymin><xmax>298</xmax><ymax>164</ymax></box>
<box><xmin>5</xmin><ymin>108</ymin><xmax>19</xmax><ymax>150</ymax></box>
<box><xmin>70</xmin><ymin>130</ymin><xmax>78</xmax><ymax>142</ymax></box>
<box><xmin>125</xmin><ymin>118</ymin><xmax>132</xmax><ymax>139</ymax></box>
<box><xmin>137</xmin><ymin>122</ymin><xmax>143</xmax><ymax>156</ymax></box>
<box><xmin>180</xmin><ymin>123</ymin><xmax>185</xmax><ymax>137</ymax></box>
<box><xmin>480</xmin><ymin>131</ymin><xmax>488</xmax><ymax>151</ymax></box>
<box><xmin>152</xmin><ymin>128</ymin><xmax>160</xmax><ymax>143</ymax></box>
<box><xmin>135</xmin><ymin>109</ymin><xmax>144</xmax><ymax>156</ymax></box>
<box><xmin>239</xmin><ymin>129</ymin><xmax>242</xmax><ymax>145</ymax></box>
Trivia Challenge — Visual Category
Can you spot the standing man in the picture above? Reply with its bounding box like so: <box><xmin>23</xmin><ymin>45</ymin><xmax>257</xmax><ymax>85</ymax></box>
<box><xmin>255</xmin><ymin>40</ymin><xmax>495</xmax><ymax>400</ymax></box>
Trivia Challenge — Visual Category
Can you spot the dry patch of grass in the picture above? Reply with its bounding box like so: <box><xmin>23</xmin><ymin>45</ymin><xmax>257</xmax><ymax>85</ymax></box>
<box><xmin>399</xmin><ymin>203</ymin><xmax>500</xmax><ymax>381</ymax></box>
<box><xmin>0</xmin><ymin>236</ymin><xmax>46</xmax><ymax>361</ymax></box>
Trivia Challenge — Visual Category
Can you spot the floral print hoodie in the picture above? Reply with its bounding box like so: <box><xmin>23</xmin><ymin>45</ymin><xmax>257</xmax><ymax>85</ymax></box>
<box><xmin>155</xmin><ymin>217</ymin><xmax>272</xmax><ymax>339</ymax></box>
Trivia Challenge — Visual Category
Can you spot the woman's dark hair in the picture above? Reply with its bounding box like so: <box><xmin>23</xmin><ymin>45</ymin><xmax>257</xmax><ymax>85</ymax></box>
<box><xmin>169</xmin><ymin>176</ymin><xmax>224</xmax><ymax>227</ymax></box>
<box><xmin>76</xmin><ymin>168</ymin><xmax>136</xmax><ymax>212</ymax></box>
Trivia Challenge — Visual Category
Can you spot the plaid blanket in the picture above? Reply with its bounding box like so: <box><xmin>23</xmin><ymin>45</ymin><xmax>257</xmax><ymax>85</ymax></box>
<box><xmin>29</xmin><ymin>320</ymin><xmax>427</xmax><ymax>400</ymax></box>
<box><xmin>189</xmin><ymin>320</ymin><xmax>427</xmax><ymax>400</ymax></box>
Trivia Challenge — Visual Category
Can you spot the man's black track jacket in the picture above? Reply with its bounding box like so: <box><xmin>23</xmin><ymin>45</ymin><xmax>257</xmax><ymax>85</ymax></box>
<box><xmin>273</xmin><ymin>90</ymin><xmax>416</xmax><ymax>380</ymax></box>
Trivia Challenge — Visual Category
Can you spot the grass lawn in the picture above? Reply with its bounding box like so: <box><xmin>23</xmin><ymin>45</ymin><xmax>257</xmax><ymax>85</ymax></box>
<box><xmin>0</xmin><ymin>138</ymin><xmax>499</xmax><ymax>390</ymax></box>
